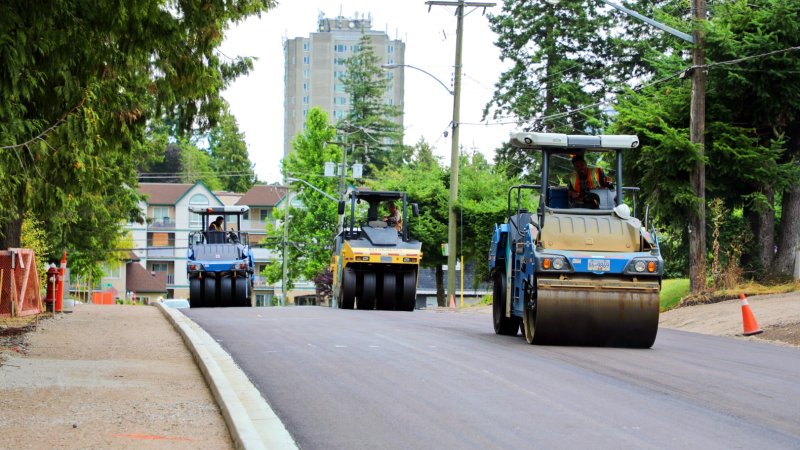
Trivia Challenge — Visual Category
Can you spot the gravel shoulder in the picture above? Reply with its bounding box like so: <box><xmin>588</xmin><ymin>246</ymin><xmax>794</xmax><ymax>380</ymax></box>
<box><xmin>0</xmin><ymin>304</ymin><xmax>232</xmax><ymax>450</ymax></box>
<box><xmin>658</xmin><ymin>291</ymin><xmax>800</xmax><ymax>347</ymax></box>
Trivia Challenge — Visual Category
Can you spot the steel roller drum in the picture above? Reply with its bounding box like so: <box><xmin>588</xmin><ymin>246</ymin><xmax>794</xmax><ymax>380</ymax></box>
<box><xmin>530</xmin><ymin>277</ymin><xmax>660</xmax><ymax>348</ymax></box>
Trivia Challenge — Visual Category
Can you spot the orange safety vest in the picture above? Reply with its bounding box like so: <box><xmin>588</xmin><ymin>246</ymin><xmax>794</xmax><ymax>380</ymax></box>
<box><xmin>570</xmin><ymin>168</ymin><xmax>603</xmax><ymax>194</ymax></box>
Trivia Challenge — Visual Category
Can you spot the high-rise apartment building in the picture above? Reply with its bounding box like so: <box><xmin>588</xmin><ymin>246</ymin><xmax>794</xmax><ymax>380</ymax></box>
<box><xmin>283</xmin><ymin>12</ymin><xmax>405</xmax><ymax>157</ymax></box>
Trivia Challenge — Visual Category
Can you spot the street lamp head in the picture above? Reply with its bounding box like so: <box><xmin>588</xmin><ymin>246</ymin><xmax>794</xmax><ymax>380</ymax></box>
<box><xmin>381</xmin><ymin>63</ymin><xmax>399</xmax><ymax>70</ymax></box>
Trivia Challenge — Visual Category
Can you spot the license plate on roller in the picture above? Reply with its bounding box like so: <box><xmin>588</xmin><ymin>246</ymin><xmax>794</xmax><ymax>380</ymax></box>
<box><xmin>588</xmin><ymin>259</ymin><xmax>610</xmax><ymax>271</ymax></box>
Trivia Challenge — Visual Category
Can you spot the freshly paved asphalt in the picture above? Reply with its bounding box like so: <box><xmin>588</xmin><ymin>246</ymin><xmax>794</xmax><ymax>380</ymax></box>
<box><xmin>184</xmin><ymin>306</ymin><xmax>800</xmax><ymax>450</ymax></box>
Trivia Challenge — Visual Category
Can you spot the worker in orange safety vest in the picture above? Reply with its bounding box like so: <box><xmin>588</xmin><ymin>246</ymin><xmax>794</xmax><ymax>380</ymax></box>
<box><xmin>568</xmin><ymin>153</ymin><xmax>613</xmax><ymax>209</ymax></box>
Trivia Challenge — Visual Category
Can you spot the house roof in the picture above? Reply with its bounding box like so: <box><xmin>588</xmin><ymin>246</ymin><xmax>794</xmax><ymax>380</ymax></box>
<box><xmin>138</xmin><ymin>181</ymin><xmax>222</xmax><ymax>206</ymax></box>
<box><xmin>236</xmin><ymin>184</ymin><xmax>288</xmax><ymax>207</ymax></box>
<box><xmin>138</xmin><ymin>183</ymin><xmax>193</xmax><ymax>205</ymax></box>
<box><xmin>126</xmin><ymin>263</ymin><xmax>167</xmax><ymax>294</ymax></box>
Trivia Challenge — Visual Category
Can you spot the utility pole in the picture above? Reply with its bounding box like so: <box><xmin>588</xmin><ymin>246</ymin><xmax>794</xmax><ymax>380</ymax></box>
<box><xmin>426</xmin><ymin>0</ymin><xmax>495</xmax><ymax>308</ymax></box>
<box><xmin>689</xmin><ymin>0</ymin><xmax>707</xmax><ymax>293</ymax></box>
<box><xmin>281</xmin><ymin>185</ymin><xmax>290</xmax><ymax>307</ymax></box>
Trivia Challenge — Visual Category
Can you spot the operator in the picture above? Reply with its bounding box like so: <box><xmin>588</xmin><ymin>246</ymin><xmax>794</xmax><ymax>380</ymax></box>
<box><xmin>568</xmin><ymin>153</ymin><xmax>613</xmax><ymax>209</ymax></box>
<box><xmin>384</xmin><ymin>201</ymin><xmax>402</xmax><ymax>231</ymax></box>
<box><xmin>209</xmin><ymin>216</ymin><xmax>224</xmax><ymax>231</ymax></box>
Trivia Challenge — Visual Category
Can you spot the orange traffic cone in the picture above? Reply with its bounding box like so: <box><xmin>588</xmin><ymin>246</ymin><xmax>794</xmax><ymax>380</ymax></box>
<box><xmin>740</xmin><ymin>293</ymin><xmax>763</xmax><ymax>336</ymax></box>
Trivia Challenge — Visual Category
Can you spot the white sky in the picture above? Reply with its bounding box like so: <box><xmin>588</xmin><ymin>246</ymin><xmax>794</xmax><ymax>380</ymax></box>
<box><xmin>219</xmin><ymin>1</ymin><xmax>518</xmax><ymax>184</ymax></box>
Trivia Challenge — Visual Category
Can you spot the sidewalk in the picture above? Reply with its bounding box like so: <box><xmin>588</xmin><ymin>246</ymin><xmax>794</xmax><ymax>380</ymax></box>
<box><xmin>0</xmin><ymin>303</ymin><xmax>290</xmax><ymax>449</ymax></box>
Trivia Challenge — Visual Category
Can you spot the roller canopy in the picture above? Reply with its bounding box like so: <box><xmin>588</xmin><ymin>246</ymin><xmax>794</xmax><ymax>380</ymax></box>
<box><xmin>510</xmin><ymin>132</ymin><xmax>639</xmax><ymax>151</ymax></box>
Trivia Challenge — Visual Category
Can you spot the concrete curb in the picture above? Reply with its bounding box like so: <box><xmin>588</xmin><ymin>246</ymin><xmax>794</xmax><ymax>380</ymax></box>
<box><xmin>157</xmin><ymin>304</ymin><xmax>297</xmax><ymax>450</ymax></box>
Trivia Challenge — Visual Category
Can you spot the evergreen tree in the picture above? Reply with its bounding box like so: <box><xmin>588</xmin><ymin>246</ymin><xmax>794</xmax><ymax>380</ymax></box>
<box><xmin>208</xmin><ymin>108</ymin><xmax>257</xmax><ymax>192</ymax></box>
<box><xmin>339</xmin><ymin>34</ymin><xmax>405</xmax><ymax>176</ymax></box>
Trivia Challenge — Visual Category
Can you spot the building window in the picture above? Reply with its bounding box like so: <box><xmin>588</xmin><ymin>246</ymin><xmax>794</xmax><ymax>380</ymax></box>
<box><xmin>303</xmin><ymin>42</ymin><xmax>309</xmax><ymax>51</ymax></box>
<box><xmin>386</xmin><ymin>98</ymin><xmax>393</xmax><ymax>106</ymax></box>
<box><xmin>334</xmin><ymin>44</ymin><xmax>347</xmax><ymax>52</ymax></box>
<box><xmin>152</xmin><ymin>206</ymin><xmax>170</xmax><ymax>225</ymax></box>
<box><xmin>387</xmin><ymin>58</ymin><xmax>394</xmax><ymax>65</ymax></box>
<box><xmin>303</xmin><ymin>96</ymin><xmax>309</xmax><ymax>104</ymax></box>
<box><xmin>334</xmin><ymin>57</ymin><xmax>347</xmax><ymax>65</ymax></box>
<box><xmin>151</xmin><ymin>263</ymin><xmax>168</xmax><ymax>272</ymax></box>
<box><xmin>335</xmin><ymin>84</ymin><xmax>345</xmax><ymax>93</ymax></box>
<box><xmin>303</xmin><ymin>109</ymin><xmax>308</xmax><ymax>117</ymax></box>
<box><xmin>189</xmin><ymin>194</ymin><xmax>209</xmax><ymax>228</ymax></box>
<box><xmin>334</xmin><ymin>110</ymin><xmax>346</xmax><ymax>119</ymax></box>
<box><xmin>334</xmin><ymin>97</ymin><xmax>347</xmax><ymax>105</ymax></box>
<box><xmin>334</xmin><ymin>71</ymin><xmax>345</xmax><ymax>80</ymax></box>
<box><xmin>388</xmin><ymin>45</ymin><xmax>394</xmax><ymax>53</ymax></box>
<box><xmin>303</xmin><ymin>82</ymin><xmax>309</xmax><ymax>91</ymax></box>
<box><xmin>303</xmin><ymin>55</ymin><xmax>310</xmax><ymax>64</ymax></box>
<box><xmin>260</xmin><ymin>209</ymin><xmax>273</xmax><ymax>222</ymax></box>
<box><xmin>303</xmin><ymin>69</ymin><xmax>310</xmax><ymax>78</ymax></box>
<box><xmin>103</xmin><ymin>263</ymin><xmax>121</xmax><ymax>279</ymax></box>
<box><xmin>350</xmin><ymin>44</ymin><xmax>361</xmax><ymax>52</ymax></box>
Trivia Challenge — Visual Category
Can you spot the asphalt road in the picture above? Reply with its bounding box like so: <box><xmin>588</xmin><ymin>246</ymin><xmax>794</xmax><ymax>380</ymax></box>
<box><xmin>185</xmin><ymin>307</ymin><xmax>800</xmax><ymax>450</ymax></box>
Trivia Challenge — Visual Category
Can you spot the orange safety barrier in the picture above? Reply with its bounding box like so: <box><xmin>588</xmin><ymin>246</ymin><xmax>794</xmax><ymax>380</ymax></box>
<box><xmin>91</xmin><ymin>291</ymin><xmax>114</xmax><ymax>305</ymax></box>
<box><xmin>0</xmin><ymin>248</ymin><xmax>43</xmax><ymax>317</ymax></box>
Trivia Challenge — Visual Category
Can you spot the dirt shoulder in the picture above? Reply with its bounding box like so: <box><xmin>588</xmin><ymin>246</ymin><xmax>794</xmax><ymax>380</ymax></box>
<box><xmin>0</xmin><ymin>304</ymin><xmax>232</xmax><ymax>449</ymax></box>
<box><xmin>658</xmin><ymin>291</ymin><xmax>800</xmax><ymax>347</ymax></box>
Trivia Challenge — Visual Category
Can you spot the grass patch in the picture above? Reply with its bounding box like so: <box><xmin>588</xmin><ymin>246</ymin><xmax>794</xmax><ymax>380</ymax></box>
<box><xmin>660</xmin><ymin>278</ymin><xmax>690</xmax><ymax>311</ymax></box>
<box><xmin>716</xmin><ymin>280</ymin><xmax>800</xmax><ymax>299</ymax></box>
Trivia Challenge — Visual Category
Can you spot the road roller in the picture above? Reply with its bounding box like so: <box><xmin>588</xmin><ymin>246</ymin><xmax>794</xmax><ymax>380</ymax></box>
<box><xmin>187</xmin><ymin>206</ymin><xmax>255</xmax><ymax>307</ymax></box>
<box><xmin>488</xmin><ymin>132</ymin><xmax>663</xmax><ymax>348</ymax></box>
<box><xmin>331</xmin><ymin>190</ymin><xmax>422</xmax><ymax>311</ymax></box>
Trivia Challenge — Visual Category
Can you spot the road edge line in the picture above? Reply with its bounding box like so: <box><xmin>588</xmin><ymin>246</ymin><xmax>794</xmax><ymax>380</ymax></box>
<box><xmin>157</xmin><ymin>304</ymin><xmax>297</xmax><ymax>450</ymax></box>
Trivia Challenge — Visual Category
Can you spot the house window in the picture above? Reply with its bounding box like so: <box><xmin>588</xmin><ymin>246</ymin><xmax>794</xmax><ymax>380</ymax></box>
<box><xmin>148</xmin><ymin>232</ymin><xmax>175</xmax><ymax>247</ymax></box>
<box><xmin>189</xmin><ymin>194</ymin><xmax>209</xmax><ymax>228</ymax></box>
<box><xmin>153</xmin><ymin>206</ymin><xmax>170</xmax><ymax>224</ymax></box>
<box><xmin>104</xmin><ymin>263</ymin><xmax>121</xmax><ymax>279</ymax></box>
<box><xmin>260</xmin><ymin>209</ymin><xmax>272</xmax><ymax>222</ymax></box>
<box><xmin>151</xmin><ymin>263</ymin><xmax>168</xmax><ymax>272</ymax></box>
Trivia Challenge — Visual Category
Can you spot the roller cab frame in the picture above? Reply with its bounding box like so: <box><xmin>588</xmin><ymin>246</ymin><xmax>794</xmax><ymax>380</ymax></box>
<box><xmin>488</xmin><ymin>132</ymin><xmax>663</xmax><ymax>348</ymax></box>
<box><xmin>187</xmin><ymin>206</ymin><xmax>255</xmax><ymax>308</ymax></box>
<box><xmin>330</xmin><ymin>190</ymin><xmax>422</xmax><ymax>311</ymax></box>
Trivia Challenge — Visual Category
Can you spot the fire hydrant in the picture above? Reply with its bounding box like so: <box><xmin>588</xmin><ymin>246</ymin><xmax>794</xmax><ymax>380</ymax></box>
<box><xmin>45</xmin><ymin>263</ymin><xmax>58</xmax><ymax>313</ymax></box>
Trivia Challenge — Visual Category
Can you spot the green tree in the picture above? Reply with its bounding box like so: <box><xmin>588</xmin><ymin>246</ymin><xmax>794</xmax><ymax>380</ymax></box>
<box><xmin>0</xmin><ymin>0</ymin><xmax>274</xmax><ymax>279</ymax></box>
<box><xmin>208</xmin><ymin>106</ymin><xmax>257</xmax><ymax>192</ymax></box>
<box><xmin>373</xmin><ymin>138</ymin><xmax>450</xmax><ymax>305</ymax></box>
<box><xmin>263</xmin><ymin>108</ymin><xmax>340</xmax><ymax>290</ymax></box>
<box><xmin>612</xmin><ymin>0</ymin><xmax>800</xmax><ymax>280</ymax></box>
<box><xmin>339</xmin><ymin>34</ymin><xmax>405</xmax><ymax>176</ymax></box>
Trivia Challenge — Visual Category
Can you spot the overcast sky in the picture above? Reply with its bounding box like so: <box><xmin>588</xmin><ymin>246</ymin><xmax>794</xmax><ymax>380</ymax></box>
<box><xmin>219</xmin><ymin>1</ymin><xmax>518</xmax><ymax>184</ymax></box>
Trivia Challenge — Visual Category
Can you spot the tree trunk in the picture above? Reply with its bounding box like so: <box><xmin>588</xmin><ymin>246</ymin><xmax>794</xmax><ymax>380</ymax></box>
<box><xmin>775</xmin><ymin>184</ymin><xmax>800</xmax><ymax>277</ymax></box>
<box><xmin>747</xmin><ymin>187</ymin><xmax>776</xmax><ymax>276</ymax></box>
<box><xmin>774</xmin><ymin>128</ymin><xmax>800</xmax><ymax>277</ymax></box>
<box><xmin>0</xmin><ymin>183</ymin><xmax>25</xmax><ymax>249</ymax></box>
<box><xmin>436</xmin><ymin>264</ymin><xmax>445</xmax><ymax>307</ymax></box>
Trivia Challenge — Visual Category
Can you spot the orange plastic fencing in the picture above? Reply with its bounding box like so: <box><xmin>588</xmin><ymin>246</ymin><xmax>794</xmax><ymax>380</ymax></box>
<box><xmin>0</xmin><ymin>248</ymin><xmax>43</xmax><ymax>317</ymax></box>
<box><xmin>91</xmin><ymin>291</ymin><xmax>114</xmax><ymax>305</ymax></box>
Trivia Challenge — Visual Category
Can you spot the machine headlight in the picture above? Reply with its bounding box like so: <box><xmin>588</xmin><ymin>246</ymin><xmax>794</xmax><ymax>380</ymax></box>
<box><xmin>189</xmin><ymin>263</ymin><xmax>204</xmax><ymax>271</ymax></box>
<box><xmin>627</xmin><ymin>259</ymin><xmax>659</xmax><ymax>275</ymax></box>
<box><xmin>541</xmin><ymin>256</ymin><xmax>568</xmax><ymax>271</ymax></box>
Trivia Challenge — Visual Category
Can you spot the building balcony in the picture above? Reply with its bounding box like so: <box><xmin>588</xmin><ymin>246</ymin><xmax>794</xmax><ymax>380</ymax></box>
<box><xmin>149</xmin><ymin>218</ymin><xmax>176</xmax><ymax>229</ymax></box>
<box><xmin>147</xmin><ymin>247</ymin><xmax>175</xmax><ymax>258</ymax></box>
